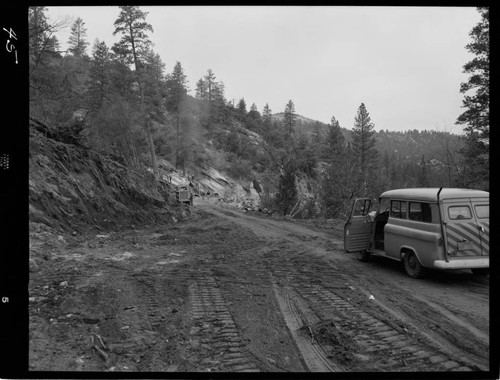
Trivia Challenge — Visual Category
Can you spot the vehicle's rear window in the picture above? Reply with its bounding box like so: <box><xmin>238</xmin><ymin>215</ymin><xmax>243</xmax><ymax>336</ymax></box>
<box><xmin>475</xmin><ymin>205</ymin><xmax>489</xmax><ymax>219</ymax></box>
<box><xmin>409</xmin><ymin>202</ymin><xmax>432</xmax><ymax>223</ymax></box>
<box><xmin>391</xmin><ymin>200</ymin><xmax>407</xmax><ymax>219</ymax></box>
<box><xmin>448</xmin><ymin>205</ymin><xmax>472</xmax><ymax>220</ymax></box>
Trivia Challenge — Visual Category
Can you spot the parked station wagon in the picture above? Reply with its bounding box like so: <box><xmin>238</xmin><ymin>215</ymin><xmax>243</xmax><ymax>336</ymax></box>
<box><xmin>344</xmin><ymin>188</ymin><xmax>489</xmax><ymax>278</ymax></box>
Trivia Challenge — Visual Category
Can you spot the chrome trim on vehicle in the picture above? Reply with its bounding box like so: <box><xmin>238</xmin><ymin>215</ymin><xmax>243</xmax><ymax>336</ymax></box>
<box><xmin>433</xmin><ymin>258</ymin><xmax>489</xmax><ymax>269</ymax></box>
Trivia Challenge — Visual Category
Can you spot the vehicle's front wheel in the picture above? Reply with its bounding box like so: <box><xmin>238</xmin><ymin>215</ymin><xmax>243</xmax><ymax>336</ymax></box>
<box><xmin>471</xmin><ymin>268</ymin><xmax>489</xmax><ymax>276</ymax></box>
<box><xmin>403</xmin><ymin>251</ymin><xmax>425</xmax><ymax>278</ymax></box>
<box><xmin>357</xmin><ymin>250</ymin><xmax>371</xmax><ymax>262</ymax></box>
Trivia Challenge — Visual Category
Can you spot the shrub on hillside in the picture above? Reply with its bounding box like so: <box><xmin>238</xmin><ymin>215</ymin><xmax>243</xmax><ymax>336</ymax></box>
<box><xmin>226</xmin><ymin>159</ymin><xmax>253</xmax><ymax>181</ymax></box>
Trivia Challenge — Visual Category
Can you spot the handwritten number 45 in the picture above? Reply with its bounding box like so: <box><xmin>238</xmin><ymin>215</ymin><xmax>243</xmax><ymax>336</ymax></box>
<box><xmin>3</xmin><ymin>27</ymin><xmax>18</xmax><ymax>64</ymax></box>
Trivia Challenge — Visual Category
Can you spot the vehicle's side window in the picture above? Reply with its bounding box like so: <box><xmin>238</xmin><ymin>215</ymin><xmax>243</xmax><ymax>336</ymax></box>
<box><xmin>390</xmin><ymin>200</ymin><xmax>407</xmax><ymax>219</ymax></box>
<box><xmin>409</xmin><ymin>202</ymin><xmax>432</xmax><ymax>223</ymax></box>
<box><xmin>474</xmin><ymin>205</ymin><xmax>489</xmax><ymax>219</ymax></box>
<box><xmin>448</xmin><ymin>205</ymin><xmax>472</xmax><ymax>220</ymax></box>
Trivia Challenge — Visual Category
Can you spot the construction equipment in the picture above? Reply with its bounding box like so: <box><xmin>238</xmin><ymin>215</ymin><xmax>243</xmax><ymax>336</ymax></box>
<box><xmin>175</xmin><ymin>187</ymin><xmax>193</xmax><ymax>206</ymax></box>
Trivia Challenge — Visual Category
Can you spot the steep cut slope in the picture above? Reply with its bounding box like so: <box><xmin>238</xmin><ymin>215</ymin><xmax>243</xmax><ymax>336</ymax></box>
<box><xmin>29</xmin><ymin>118</ymin><xmax>183</xmax><ymax>234</ymax></box>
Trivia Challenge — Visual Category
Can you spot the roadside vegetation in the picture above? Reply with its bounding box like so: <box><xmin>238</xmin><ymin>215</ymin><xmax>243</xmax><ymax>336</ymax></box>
<box><xmin>29</xmin><ymin>6</ymin><xmax>489</xmax><ymax>221</ymax></box>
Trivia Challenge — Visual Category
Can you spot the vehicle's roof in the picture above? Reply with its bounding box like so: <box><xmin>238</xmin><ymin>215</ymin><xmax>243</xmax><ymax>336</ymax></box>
<box><xmin>380</xmin><ymin>188</ymin><xmax>489</xmax><ymax>202</ymax></box>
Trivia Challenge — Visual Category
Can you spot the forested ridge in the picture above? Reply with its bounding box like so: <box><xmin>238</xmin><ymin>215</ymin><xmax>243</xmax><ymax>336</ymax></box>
<box><xmin>29</xmin><ymin>6</ymin><xmax>489</xmax><ymax>220</ymax></box>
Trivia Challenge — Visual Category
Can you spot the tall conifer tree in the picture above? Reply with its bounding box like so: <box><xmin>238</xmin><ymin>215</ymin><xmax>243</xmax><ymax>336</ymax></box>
<box><xmin>112</xmin><ymin>6</ymin><xmax>159</xmax><ymax>176</ymax></box>
<box><xmin>88</xmin><ymin>40</ymin><xmax>111</xmax><ymax>111</ymax></box>
<box><xmin>68</xmin><ymin>17</ymin><xmax>89</xmax><ymax>57</ymax></box>
<box><xmin>456</xmin><ymin>7</ymin><xmax>489</xmax><ymax>189</ymax></box>
<box><xmin>283</xmin><ymin>100</ymin><xmax>297</xmax><ymax>137</ymax></box>
<box><xmin>166</xmin><ymin>61</ymin><xmax>189</xmax><ymax>169</ymax></box>
<box><xmin>351</xmin><ymin>103</ymin><xmax>378</xmax><ymax>193</ymax></box>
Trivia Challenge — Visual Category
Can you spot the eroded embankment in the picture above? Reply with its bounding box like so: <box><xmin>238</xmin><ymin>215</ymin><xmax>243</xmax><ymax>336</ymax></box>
<box><xmin>29</xmin><ymin>118</ymin><xmax>183</xmax><ymax>234</ymax></box>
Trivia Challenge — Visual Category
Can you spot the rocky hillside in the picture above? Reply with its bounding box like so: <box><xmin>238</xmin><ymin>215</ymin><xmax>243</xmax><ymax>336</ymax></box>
<box><xmin>28</xmin><ymin>116</ymin><xmax>265</xmax><ymax>237</ymax></box>
<box><xmin>29</xmin><ymin>118</ymin><xmax>185</xmax><ymax>234</ymax></box>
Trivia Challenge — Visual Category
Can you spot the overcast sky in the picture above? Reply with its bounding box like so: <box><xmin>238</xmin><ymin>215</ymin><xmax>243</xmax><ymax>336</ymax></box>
<box><xmin>45</xmin><ymin>6</ymin><xmax>480</xmax><ymax>134</ymax></box>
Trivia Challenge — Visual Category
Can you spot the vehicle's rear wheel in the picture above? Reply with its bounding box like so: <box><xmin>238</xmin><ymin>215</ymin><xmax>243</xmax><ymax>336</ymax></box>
<box><xmin>471</xmin><ymin>268</ymin><xmax>489</xmax><ymax>276</ymax></box>
<box><xmin>403</xmin><ymin>251</ymin><xmax>425</xmax><ymax>278</ymax></box>
<box><xmin>357</xmin><ymin>250</ymin><xmax>371</xmax><ymax>262</ymax></box>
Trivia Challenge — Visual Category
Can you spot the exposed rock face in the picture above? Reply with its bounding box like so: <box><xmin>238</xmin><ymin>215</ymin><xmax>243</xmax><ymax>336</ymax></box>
<box><xmin>29</xmin><ymin>117</ymin><xmax>276</xmax><ymax>236</ymax></box>
<box><xmin>29</xmin><ymin>119</ymin><xmax>181</xmax><ymax>233</ymax></box>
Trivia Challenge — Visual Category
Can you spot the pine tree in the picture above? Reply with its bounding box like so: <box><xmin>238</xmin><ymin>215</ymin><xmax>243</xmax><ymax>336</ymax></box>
<box><xmin>212</xmin><ymin>81</ymin><xmax>225</xmax><ymax>103</ymax></box>
<box><xmin>142</xmin><ymin>48</ymin><xmax>166</xmax><ymax>123</ymax></box>
<box><xmin>456</xmin><ymin>7</ymin><xmax>489</xmax><ymax>190</ymax></box>
<box><xmin>311</xmin><ymin>121</ymin><xmax>324</xmax><ymax>148</ymax></box>
<box><xmin>457</xmin><ymin>7</ymin><xmax>489</xmax><ymax>142</ymax></box>
<box><xmin>166</xmin><ymin>61</ymin><xmax>188</xmax><ymax>111</ymax></box>
<box><xmin>87</xmin><ymin>40</ymin><xmax>111</xmax><ymax>111</ymax></box>
<box><xmin>195</xmin><ymin>78</ymin><xmax>207</xmax><ymax>100</ymax></box>
<box><xmin>262</xmin><ymin>103</ymin><xmax>272</xmax><ymax>127</ymax></box>
<box><xmin>142</xmin><ymin>48</ymin><xmax>167</xmax><ymax>172</ymax></box>
<box><xmin>248</xmin><ymin>103</ymin><xmax>261</xmax><ymax>120</ymax></box>
<box><xmin>112</xmin><ymin>6</ymin><xmax>159</xmax><ymax>176</ymax></box>
<box><xmin>29</xmin><ymin>7</ymin><xmax>72</xmax><ymax>122</ymax></box>
<box><xmin>283</xmin><ymin>100</ymin><xmax>297</xmax><ymax>137</ymax></box>
<box><xmin>68</xmin><ymin>17</ymin><xmax>89</xmax><ymax>57</ymax></box>
<box><xmin>204</xmin><ymin>69</ymin><xmax>216</xmax><ymax>103</ymax></box>
<box><xmin>275</xmin><ymin>162</ymin><xmax>298</xmax><ymax>215</ymax></box>
<box><xmin>29</xmin><ymin>6</ymin><xmax>51</xmax><ymax>63</ymax></box>
<box><xmin>209</xmin><ymin>78</ymin><xmax>227</xmax><ymax>124</ymax></box>
<box><xmin>319</xmin><ymin>116</ymin><xmax>357</xmax><ymax>217</ymax></box>
<box><xmin>293</xmin><ymin>132</ymin><xmax>316</xmax><ymax>177</ymax></box>
<box><xmin>112</xmin><ymin>6</ymin><xmax>153</xmax><ymax>69</ymax></box>
<box><xmin>325</xmin><ymin>116</ymin><xmax>345</xmax><ymax>163</ymax></box>
<box><xmin>351</xmin><ymin>103</ymin><xmax>378</xmax><ymax>194</ymax></box>
<box><xmin>237</xmin><ymin>98</ymin><xmax>247</xmax><ymax>114</ymax></box>
<box><xmin>166</xmin><ymin>61</ymin><xmax>189</xmax><ymax>169</ymax></box>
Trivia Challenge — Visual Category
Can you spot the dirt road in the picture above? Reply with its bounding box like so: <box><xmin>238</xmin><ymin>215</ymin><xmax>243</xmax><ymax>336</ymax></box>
<box><xmin>29</xmin><ymin>198</ymin><xmax>490</xmax><ymax>373</ymax></box>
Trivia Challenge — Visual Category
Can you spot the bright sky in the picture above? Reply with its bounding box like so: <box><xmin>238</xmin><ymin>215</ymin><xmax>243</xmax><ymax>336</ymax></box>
<box><xmin>45</xmin><ymin>6</ymin><xmax>480</xmax><ymax>133</ymax></box>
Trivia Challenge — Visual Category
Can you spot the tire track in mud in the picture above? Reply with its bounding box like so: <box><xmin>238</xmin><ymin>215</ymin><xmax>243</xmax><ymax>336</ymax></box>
<box><xmin>115</xmin><ymin>271</ymin><xmax>185</xmax><ymax>372</ymax></box>
<box><xmin>194</xmin><ymin>204</ymin><xmax>489</xmax><ymax>372</ymax></box>
<box><xmin>264</xmin><ymin>243</ymin><xmax>484</xmax><ymax>372</ymax></box>
<box><xmin>272</xmin><ymin>272</ymin><xmax>478</xmax><ymax>372</ymax></box>
<box><xmin>414</xmin><ymin>297</ymin><xmax>489</xmax><ymax>344</ymax></box>
<box><xmin>187</xmin><ymin>273</ymin><xmax>260</xmax><ymax>372</ymax></box>
<box><xmin>272</xmin><ymin>283</ymin><xmax>340</xmax><ymax>372</ymax></box>
<box><xmin>354</xmin><ymin>278</ymin><xmax>489</xmax><ymax>370</ymax></box>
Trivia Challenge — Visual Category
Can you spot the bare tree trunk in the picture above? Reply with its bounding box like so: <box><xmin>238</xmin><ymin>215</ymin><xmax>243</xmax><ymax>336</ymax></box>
<box><xmin>175</xmin><ymin>114</ymin><xmax>180</xmax><ymax>169</ymax></box>
<box><xmin>146</xmin><ymin>124</ymin><xmax>158</xmax><ymax>178</ymax></box>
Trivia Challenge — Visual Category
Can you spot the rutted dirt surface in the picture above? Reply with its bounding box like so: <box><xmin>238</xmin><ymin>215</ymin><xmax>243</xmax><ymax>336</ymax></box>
<box><xmin>29</xmin><ymin>198</ymin><xmax>490</xmax><ymax>373</ymax></box>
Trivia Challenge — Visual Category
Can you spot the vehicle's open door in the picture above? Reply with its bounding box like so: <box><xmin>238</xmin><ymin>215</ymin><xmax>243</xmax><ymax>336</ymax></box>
<box><xmin>344</xmin><ymin>198</ymin><xmax>373</xmax><ymax>252</ymax></box>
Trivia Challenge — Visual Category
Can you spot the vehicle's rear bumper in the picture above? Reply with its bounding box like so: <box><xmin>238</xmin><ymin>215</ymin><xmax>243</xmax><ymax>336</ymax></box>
<box><xmin>433</xmin><ymin>258</ymin><xmax>489</xmax><ymax>269</ymax></box>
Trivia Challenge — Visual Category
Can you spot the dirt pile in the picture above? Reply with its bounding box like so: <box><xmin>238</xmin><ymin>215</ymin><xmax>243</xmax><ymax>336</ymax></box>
<box><xmin>29</xmin><ymin>118</ymin><xmax>183</xmax><ymax>234</ymax></box>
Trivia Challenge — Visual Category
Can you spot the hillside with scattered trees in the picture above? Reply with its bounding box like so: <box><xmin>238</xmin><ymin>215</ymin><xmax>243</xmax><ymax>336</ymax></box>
<box><xmin>29</xmin><ymin>6</ymin><xmax>489</xmax><ymax>220</ymax></box>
